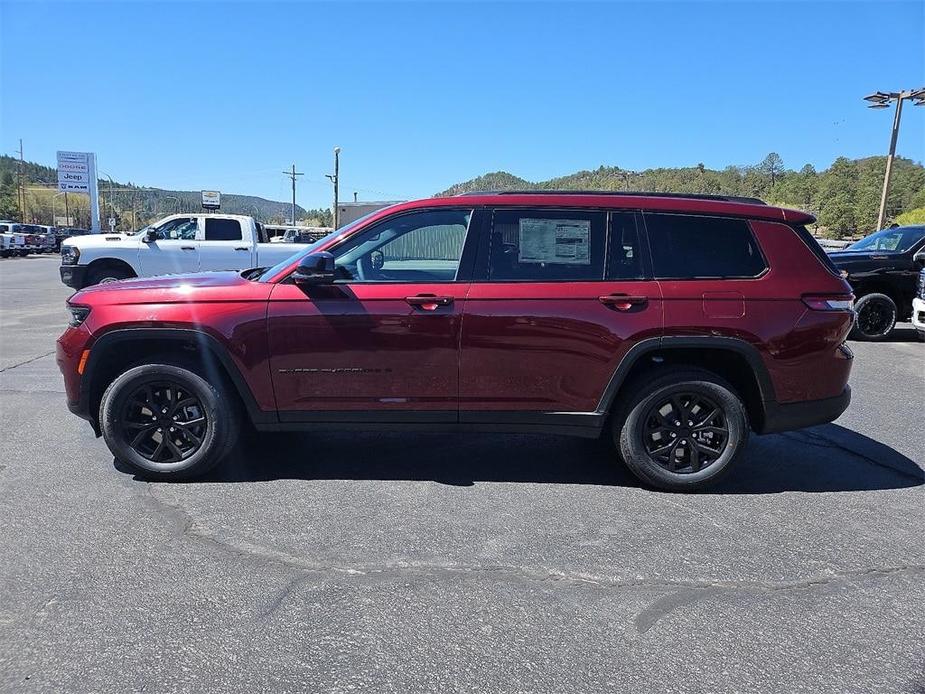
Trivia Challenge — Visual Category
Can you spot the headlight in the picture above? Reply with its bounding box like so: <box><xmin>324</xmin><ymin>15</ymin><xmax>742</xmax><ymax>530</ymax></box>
<box><xmin>61</xmin><ymin>245</ymin><xmax>80</xmax><ymax>265</ymax></box>
<box><xmin>67</xmin><ymin>304</ymin><xmax>90</xmax><ymax>328</ymax></box>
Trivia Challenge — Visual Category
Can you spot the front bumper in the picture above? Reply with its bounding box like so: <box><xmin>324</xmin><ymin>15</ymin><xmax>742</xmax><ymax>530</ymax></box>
<box><xmin>912</xmin><ymin>298</ymin><xmax>925</xmax><ymax>334</ymax></box>
<box><xmin>59</xmin><ymin>265</ymin><xmax>88</xmax><ymax>289</ymax></box>
<box><xmin>758</xmin><ymin>386</ymin><xmax>851</xmax><ymax>435</ymax></box>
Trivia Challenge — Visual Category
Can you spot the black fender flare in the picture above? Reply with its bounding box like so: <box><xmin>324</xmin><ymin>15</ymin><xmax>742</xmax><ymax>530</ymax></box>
<box><xmin>595</xmin><ymin>335</ymin><xmax>777</xmax><ymax>414</ymax></box>
<box><xmin>79</xmin><ymin>327</ymin><xmax>274</xmax><ymax>428</ymax></box>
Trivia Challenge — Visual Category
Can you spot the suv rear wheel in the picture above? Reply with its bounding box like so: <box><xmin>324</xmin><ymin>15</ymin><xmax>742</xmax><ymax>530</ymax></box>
<box><xmin>613</xmin><ymin>369</ymin><xmax>748</xmax><ymax>492</ymax></box>
<box><xmin>100</xmin><ymin>363</ymin><xmax>239</xmax><ymax>480</ymax></box>
<box><xmin>850</xmin><ymin>293</ymin><xmax>896</xmax><ymax>341</ymax></box>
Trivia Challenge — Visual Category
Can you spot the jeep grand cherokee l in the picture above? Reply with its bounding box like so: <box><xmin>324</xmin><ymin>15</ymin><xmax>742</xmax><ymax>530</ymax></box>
<box><xmin>57</xmin><ymin>192</ymin><xmax>854</xmax><ymax>491</ymax></box>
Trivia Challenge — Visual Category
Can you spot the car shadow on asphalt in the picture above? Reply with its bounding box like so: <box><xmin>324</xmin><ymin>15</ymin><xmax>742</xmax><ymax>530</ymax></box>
<box><xmin>850</xmin><ymin>325</ymin><xmax>922</xmax><ymax>344</ymax></box>
<box><xmin>116</xmin><ymin>423</ymin><xmax>923</xmax><ymax>494</ymax></box>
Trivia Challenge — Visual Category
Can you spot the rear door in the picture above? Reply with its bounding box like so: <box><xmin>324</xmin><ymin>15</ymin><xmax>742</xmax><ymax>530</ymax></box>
<box><xmin>199</xmin><ymin>217</ymin><xmax>254</xmax><ymax>271</ymax></box>
<box><xmin>459</xmin><ymin>208</ymin><xmax>663</xmax><ymax>424</ymax></box>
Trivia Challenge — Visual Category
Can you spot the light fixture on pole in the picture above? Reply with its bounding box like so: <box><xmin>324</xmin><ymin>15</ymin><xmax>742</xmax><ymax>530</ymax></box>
<box><xmin>863</xmin><ymin>87</ymin><xmax>925</xmax><ymax>230</ymax></box>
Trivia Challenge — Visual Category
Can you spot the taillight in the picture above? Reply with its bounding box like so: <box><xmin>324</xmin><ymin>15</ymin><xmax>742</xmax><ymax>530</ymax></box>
<box><xmin>802</xmin><ymin>294</ymin><xmax>854</xmax><ymax>311</ymax></box>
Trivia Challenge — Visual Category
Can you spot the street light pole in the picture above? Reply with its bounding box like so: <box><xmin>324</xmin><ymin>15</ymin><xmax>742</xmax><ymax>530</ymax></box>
<box><xmin>863</xmin><ymin>88</ymin><xmax>925</xmax><ymax>230</ymax></box>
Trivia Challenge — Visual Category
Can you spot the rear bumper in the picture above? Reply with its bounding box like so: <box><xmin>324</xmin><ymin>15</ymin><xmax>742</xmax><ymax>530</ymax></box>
<box><xmin>59</xmin><ymin>264</ymin><xmax>88</xmax><ymax>289</ymax></box>
<box><xmin>758</xmin><ymin>386</ymin><xmax>851</xmax><ymax>435</ymax></box>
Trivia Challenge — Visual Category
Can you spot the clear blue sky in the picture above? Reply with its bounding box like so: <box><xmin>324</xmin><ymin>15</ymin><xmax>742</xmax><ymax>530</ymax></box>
<box><xmin>2</xmin><ymin>1</ymin><xmax>923</xmax><ymax>209</ymax></box>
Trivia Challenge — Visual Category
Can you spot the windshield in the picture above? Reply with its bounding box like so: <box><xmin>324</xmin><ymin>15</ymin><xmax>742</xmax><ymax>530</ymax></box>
<box><xmin>846</xmin><ymin>226</ymin><xmax>925</xmax><ymax>253</ymax></box>
<box><xmin>257</xmin><ymin>209</ymin><xmax>388</xmax><ymax>282</ymax></box>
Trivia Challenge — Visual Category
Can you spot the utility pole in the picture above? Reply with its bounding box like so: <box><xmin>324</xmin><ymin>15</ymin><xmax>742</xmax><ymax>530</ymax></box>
<box><xmin>863</xmin><ymin>88</ymin><xmax>925</xmax><ymax>230</ymax></box>
<box><xmin>282</xmin><ymin>164</ymin><xmax>303</xmax><ymax>225</ymax></box>
<box><xmin>16</xmin><ymin>139</ymin><xmax>25</xmax><ymax>222</ymax></box>
<box><xmin>325</xmin><ymin>147</ymin><xmax>341</xmax><ymax>228</ymax></box>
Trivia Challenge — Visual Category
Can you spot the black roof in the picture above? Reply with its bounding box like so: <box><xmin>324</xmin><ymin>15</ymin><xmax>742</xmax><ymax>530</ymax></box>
<box><xmin>455</xmin><ymin>190</ymin><xmax>767</xmax><ymax>205</ymax></box>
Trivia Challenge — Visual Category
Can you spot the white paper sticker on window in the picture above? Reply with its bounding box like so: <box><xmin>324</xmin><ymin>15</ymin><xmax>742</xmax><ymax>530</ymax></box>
<box><xmin>518</xmin><ymin>218</ymin><xmax>591</xmax><ymax>265</ymax></box>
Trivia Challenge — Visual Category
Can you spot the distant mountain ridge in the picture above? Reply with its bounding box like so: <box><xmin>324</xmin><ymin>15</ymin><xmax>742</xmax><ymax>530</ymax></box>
<box><xmin>438</xmin><ymin>155</ymin><xmax>925</xmax><ymax>236</ymax></box>
<box><xmin>0</xmin><ymin>155</ymin><xmax>315</xmax><ymax>226</ymax></box>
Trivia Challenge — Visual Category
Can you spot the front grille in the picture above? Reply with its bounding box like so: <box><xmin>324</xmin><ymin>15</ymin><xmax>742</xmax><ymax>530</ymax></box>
<box><xmin>918</xmin><ymin>270</ymin><xmax>925</xmax><ymax>300</ymax></box>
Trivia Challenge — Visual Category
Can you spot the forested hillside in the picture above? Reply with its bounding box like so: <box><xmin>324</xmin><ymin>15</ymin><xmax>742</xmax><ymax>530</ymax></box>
<box><xmin>0</xmin><ymin>156</ymin><xmax>333</xmax><ymax>230</ymax></box>
<box><xmin>440</xmin><ymin>154</ymin><xmax>925</xmax><ymax>237</ymax></box>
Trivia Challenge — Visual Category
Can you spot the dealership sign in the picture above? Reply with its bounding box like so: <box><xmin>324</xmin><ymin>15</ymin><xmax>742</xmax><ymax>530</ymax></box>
<box><xmin>57</xmin><ymin>150</ymin><xmax>101</xmax><ymax>231</ymax></box>
<box><xmin>57</xmin><ymin>151</ymin><xmax>92</xmax><ymax>192</ymax></box>
<box><xmin>201</xmin><ymin>190</ymin><xmax>221</xmax><ymax>210</ymax></box>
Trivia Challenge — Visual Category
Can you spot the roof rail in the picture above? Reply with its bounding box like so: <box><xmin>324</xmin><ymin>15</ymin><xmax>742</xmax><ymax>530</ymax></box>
<box><xmin>454</xmin><ymin>190</ymin><xmax>767</xmax><ymax>205</ymax></box>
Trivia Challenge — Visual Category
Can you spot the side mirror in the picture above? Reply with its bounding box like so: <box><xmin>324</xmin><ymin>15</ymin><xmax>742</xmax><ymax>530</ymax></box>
<box><xmin>143</xmin><ymin>228</ymin><xmax>158</xmax><ymax>243</ymax></box>
<box><xmin>914</xmin><ymin>251</ymin><xmax>925</xmax><ymax>268</ymax></box>
<box><xmin>292</xmin><ymin>252</ymin><xmax>335</xmax><ymax>285</ymax></box>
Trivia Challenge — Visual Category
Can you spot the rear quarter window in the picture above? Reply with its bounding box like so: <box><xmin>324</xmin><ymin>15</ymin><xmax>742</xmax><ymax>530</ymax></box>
<box><xmin>644</xmin><ymin>213</ymin><xmax>767</xmax><ymax>279</ymax></box>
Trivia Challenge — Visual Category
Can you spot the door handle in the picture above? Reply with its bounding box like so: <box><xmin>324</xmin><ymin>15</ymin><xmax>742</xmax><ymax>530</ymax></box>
<box><xmin>180</xmin><ymin>246</ymin><xmax>196</xmax><ymax>251</ymax></box>
<box><xmin>405</xmin><ymin>294</ymin><xmax>454</xmax><ymax>310</ymax></box>
<box><xmin>599</xmin><ymin>294</ymin><xmax>648</xmax><ymax>311</ymax></box>
<box><xmin>234</xmin><ymin>247</ymin><xmax>249</xmax><ymax>251</ymax></box>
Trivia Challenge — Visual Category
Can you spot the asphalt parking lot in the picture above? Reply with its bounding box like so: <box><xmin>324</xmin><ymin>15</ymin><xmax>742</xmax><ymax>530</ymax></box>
<box><xmin>0</xmin><ymin>254</ymin><xmax>922</xmax><ymax>694</ymax></box>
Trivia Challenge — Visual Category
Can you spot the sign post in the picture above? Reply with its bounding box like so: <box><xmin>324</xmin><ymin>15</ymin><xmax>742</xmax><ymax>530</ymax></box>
<box><xmin>57</xmin><ymin>151</ymin><xmax>100</xmax><ymax>232</ymax></box>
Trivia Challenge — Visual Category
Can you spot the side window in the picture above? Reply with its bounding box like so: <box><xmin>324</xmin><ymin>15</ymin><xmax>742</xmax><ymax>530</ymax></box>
<box><xmin>645</xmin><ymin>213</ymin><xmax>766</xmax><ymax>279</ymax></box>
<box><xmin>607</xmin><ymin>212</ymin><xmax>645</xmax><ymax>280</ymax></box>
<box><xmin>333</xmin><ymin>209</ymin><xmax>471</xmax><ymax>282</ymax></box>
<box><xmin>204</xmin><ymin>218</ymin><xmax>243</xmax><ymax>241</ymax></box>
<box><xmin>489</xmin><ymin>209</ymin><xmax>605</xmax><ymax>281</ymax></box>
<box><xmin>155</xmin><ymin>218</ymin><xmax>198</xmax><ymax>240</ymax></box>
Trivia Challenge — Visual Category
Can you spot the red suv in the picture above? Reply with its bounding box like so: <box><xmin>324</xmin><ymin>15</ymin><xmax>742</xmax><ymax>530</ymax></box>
<box><xmin>56</xmin><ymin>192</ymin><xmax>854</xmax><ymax>491</ymax></box>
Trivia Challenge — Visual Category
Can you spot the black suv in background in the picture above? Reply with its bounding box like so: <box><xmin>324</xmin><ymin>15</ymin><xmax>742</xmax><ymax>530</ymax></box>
<box><xmin>828</xmin><ymin>225</ymin><xmax>925</xmax><ymax>340</ymax></box>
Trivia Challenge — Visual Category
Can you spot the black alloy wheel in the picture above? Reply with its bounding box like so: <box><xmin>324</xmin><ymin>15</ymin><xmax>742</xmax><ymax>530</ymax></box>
<box><xmin>642</xmin><ymin>392</ymin><xmax>729</xmax><ymax>474</ymax></box>
<box><xmin>117</xmin><ymin>381</ymin><xmax>209</xmax><ymax>463</ymax></box>
<box><xmin>854</xmin><ymin>296</ymin><xmax>895</xmax><ymax>338</ymax></box>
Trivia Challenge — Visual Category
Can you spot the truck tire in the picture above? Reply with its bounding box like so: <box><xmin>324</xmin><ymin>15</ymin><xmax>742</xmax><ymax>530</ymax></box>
<box><xmin>850</xmin><ymin>293</ymin><xmax>896</xmax><ymax>341</ymax></box>
<box><xmin>87</xmin><ymin>264</ymin><xmax>134</xmax><ymax>286</ymax></box>
<box><xmin>613</xmin><ymin>368</ymin><xmax>749</xmax><ymax>492</ymax></box>
<box><xmin>99</xmin><ymin>363</ymin><xmax>239</xmax><ymax>481</ymax></box>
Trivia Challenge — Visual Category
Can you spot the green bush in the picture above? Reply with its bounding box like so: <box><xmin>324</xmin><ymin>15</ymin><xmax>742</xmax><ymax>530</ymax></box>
<box><xmin>895</xmin><ymin>207</ymin><xmax>925</xmax><ymax>225</ymax></box>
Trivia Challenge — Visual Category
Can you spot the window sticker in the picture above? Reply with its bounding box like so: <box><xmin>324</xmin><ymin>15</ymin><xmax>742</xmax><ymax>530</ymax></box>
<box><xmin>518</xmin><ymin>218</ymin><xmax>591</xmax><ymax>265</ymax></box>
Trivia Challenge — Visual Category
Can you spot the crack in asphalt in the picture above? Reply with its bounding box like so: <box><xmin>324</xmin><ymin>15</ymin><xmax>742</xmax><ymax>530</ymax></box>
<box><xmin>0</xmin><ymin>351</ymin><xmax>55</xmax><ymax>373</ymax></box>
<box><xmin>136</xmin><ymin>482</ymin><xmax>925</xmax><ymax>618</ymax></box>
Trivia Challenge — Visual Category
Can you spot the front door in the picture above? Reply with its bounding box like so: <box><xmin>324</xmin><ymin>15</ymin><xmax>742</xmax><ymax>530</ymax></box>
<box><xmin>267</xmin><ymin>207</ymin><xmax>476</xmax><ymax>422</ymax></box>
<box><xmin>139</xmin><ymin>216</ymin><xmax>200</xmax><ymax>276</ymax></box>
<box><xmin>459</xmin><ymin>208</ymin><xmax>663</xmax><ymax>421</ymax></box>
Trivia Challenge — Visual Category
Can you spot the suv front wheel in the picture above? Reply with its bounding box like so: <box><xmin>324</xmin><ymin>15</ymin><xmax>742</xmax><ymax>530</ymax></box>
<box><xmin>614</xmin><ymin>369</ymin><xmax>749</xmax><ymax>492</ymax></box>
<box><xmin>100</xmin><ymin>362</ymin><xmax>239</xmax><ymax>480</ymax></box>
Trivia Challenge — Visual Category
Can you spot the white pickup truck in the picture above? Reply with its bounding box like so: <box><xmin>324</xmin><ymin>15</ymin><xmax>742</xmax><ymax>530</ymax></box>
<box><xmin>59</xmin><ymin>213</ymin><xmax>312</xmax><ymax>288</ymax></box>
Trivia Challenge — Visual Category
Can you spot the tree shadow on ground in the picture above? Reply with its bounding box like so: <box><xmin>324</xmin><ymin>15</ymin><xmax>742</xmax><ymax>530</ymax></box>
<box><xmin>118</xmin><ymin>423</ymin><xmax>923</xmax><ymax>494</ymax></box>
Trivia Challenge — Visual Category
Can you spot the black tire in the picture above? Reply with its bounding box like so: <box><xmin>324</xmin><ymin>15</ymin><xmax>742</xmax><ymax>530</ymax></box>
<box><xmin>87</xmin><ymin>264</ymin><xmax>134</xmax><ymax>286</ymax></box>
<box><xmin>99</xmin><ymin>363</ymin><xmax>239</xmax><ymax>480</ymax></box>
<box><xmin>850</xmin><ymin>293</ymin><xmax>896</xmax><ymax>341</ymax></box>
<box><xmin>613</xmin><ymin>368</ymin><xmax>749</xmax><ymax>492</ymax></box>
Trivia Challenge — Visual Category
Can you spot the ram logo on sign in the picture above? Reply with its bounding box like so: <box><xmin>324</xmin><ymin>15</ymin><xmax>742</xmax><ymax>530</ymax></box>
<box><xmin>201</xmin><ymin>190</ymin><xmax>221</xmax><ymax>210</ymax></box>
